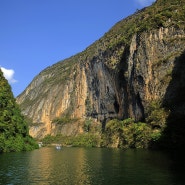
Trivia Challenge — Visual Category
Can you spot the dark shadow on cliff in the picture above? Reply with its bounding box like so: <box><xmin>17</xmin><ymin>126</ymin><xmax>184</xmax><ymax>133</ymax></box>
<box><xmin>116</xmin><ymin>45</ymin><xmax>145</xmax><ymax>122</ymax></box>
<box><xmin>149</xmin><ymin>51</ymin><xmax>185</xmax><ymax>185</ymax></box>
<box><xmin>159</xmin><ymin>50</ymin><xmax>185</xmax><ymax>150</ymax></box>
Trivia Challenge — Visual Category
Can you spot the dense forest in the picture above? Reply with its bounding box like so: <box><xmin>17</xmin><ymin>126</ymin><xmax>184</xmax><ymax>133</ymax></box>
<box><xmin>0</xmin><ymin>69</ymin><xmax>38</xmax><ymax>152</ymax></box>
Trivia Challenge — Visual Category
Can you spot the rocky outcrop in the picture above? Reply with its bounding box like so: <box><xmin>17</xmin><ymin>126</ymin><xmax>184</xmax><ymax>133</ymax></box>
<box><xmin>17</xmin><ymin>0</ymin><xmax>185</xmax><ymax>139</ymax></box>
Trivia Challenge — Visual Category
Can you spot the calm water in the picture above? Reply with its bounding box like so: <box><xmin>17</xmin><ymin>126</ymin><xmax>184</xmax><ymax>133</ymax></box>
<box><xmin>0</xmin><ymin>147</ymin><xmax>185</xmax><ymax>185</ymax></box>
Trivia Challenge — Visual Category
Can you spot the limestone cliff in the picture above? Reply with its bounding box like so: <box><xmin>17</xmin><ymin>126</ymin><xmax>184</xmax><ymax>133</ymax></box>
<box><xmin>17</xmin><ymin>0</ymin><xmax>185</xmax><ymax>140</ymax></box>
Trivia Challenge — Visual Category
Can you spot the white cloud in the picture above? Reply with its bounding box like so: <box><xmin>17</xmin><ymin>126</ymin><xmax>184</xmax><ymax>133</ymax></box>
<box><xmin>135</xmin><ymin>0</ymin><xmax>156</xmax><ymax>6</ymax></box>
<box><xmin>1</xmin><ymin>67</ymin><xmax>18</xmax><ymax>84</ymax></box>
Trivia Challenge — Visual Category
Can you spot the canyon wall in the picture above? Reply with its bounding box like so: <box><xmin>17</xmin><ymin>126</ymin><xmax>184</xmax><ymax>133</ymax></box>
<box><xmin>17</xmin><ymin>0</ymin><xmax>185</xmax><ymax>139</ymax></box>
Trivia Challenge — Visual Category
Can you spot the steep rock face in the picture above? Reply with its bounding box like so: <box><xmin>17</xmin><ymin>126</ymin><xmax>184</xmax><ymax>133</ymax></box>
<box><xmin>17</xmin><ymin>0</ymin><xmax>185</xmax><ymax>139</ymax></box>
<box><xmin>124</xmin><ymin>27</ymin><xmax>185</xmax><ymax>116</ymax></box>
<box><xmin>17</xmin><ymin>59</ymin><xmax>89</xmax><ymax>138</ymax></box>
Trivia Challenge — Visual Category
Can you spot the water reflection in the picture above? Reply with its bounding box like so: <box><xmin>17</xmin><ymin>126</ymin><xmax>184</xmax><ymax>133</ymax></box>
<box><xmin>26</xmin><ymin>147</ymin><xmax>92</xmax><ymax>184</ymax></box>
<box><xmin>0</xmin><ymin>147</ymin><xmax>185</xmax><ymax>185</ymax></box>
<box><xmin>27</xmin><ymin>147</ymin><xmax>55</xmax><ymax>184</ymax></box>
<box><xmin>0</xmin><ymin>152</ymin><xmax>29</xmax><ymax>184</ymax></box>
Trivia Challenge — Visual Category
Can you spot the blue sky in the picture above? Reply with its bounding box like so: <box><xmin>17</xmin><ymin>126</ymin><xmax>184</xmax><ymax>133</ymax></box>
<box><xmin>0</xmin><ymin>0</ymin><xmax>155</xmax><ymax>97</ymax></box>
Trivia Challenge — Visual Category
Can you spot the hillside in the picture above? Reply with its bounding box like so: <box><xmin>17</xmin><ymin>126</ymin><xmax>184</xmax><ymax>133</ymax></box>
<box><xmin>0</xmin><ymin>69</ymin><xmax>38</xmax><ymax>152</ymax></box>
<box><xmin>17</xmin><ymin>0</ymin><xmax>185</xmax><ymax>149</ymax></box>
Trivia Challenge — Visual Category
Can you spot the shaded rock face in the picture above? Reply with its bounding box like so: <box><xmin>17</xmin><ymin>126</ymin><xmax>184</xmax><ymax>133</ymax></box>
<box><xmin>17</xmin><ymin>2</ymin><xmax>185</xmax><ymax>139</ymax></box>
<box><xmin>162</xmin><ymin>51</ymin><xmax>185</xmax><ymax>148</ymax></box>
<box><xmin>123</xmin><ymin>27</ymin><xmax>185</xmax><ymax>118</ymax></box>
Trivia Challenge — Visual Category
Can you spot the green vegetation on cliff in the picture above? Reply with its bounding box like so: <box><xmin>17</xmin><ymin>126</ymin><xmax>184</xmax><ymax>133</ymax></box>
<box><xmin>17</xmin><ymin>0</ymin><xmax>185</xmax><ymax>150</ymax></box>
<box><xmin>0</xmin><ymin>69</ymin><xmax>38</xmax><ymax>152</ymax></box>
<box><xmin>42</xmin><ymin>133</ymin><xmax>100</xmax><ymax>148</ymax></box>
<box><xmin>81</xmin><ymin>0</ymin><xmax>185</xmax><ymax>68</ymax></box>
<box><xmin>41</xmin><ymin>117</ymin><xmax>164</xmax><ymax>149</ymax></box>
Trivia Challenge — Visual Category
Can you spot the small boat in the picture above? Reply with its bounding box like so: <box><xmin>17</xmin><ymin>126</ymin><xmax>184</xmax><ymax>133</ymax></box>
<box><xmin>56</xmin><ymin>144</ymin><xmax>62</xmax><ymax>150</ymax></box>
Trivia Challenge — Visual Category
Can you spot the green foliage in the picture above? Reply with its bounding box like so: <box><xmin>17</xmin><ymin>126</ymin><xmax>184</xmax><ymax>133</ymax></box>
<box><xmin>0</xmin><ymin>133</ymin><xmax>38</xmax><ymax>152</ymax></box>
<box><xmin>42</xmin><ymin>134</ymin><xmax>75</xmax><ymax>145</ymax></box>
<box><xmin>41</xmin><ymin>116</ymin><xmax>166</xmax><ymax>149</ymax></box>
<box><xmin>0</xmin><ymin>69</ymin><xmax>38</xmax><ymax>152</ymax></box>
<box><xmin>72</xmin><ymin>134</ymin><xmax>100</xmax><ymax>147</ymax></box>
<box><xmin>41</xmin><ymin>116</ymin><xmax>165</xmax><ymax>149</ymax></box>
<box><xmin>42</xmin><ymin>134</ymin><xmax>56</xmax><ymax>144</ymax></box>
<box><xmin>83</xmin><ymin>118</ymin><xmax>92</xmax><ymax>132</ymax></box>
<box><xmin>42</xmin><ymin>133</ymin><xmax>101</xmax><ymax>147</ymax></box>
<box><xmin>146</xmin><ymin>100</ymin><xmax>169</xmax><ymax>129</ymax></box>
<box><xmin>103</xmin><ymin>118</ymin><xmax>161</xmax><ymax>149</ymax></box>
<box><xmin>52</xmin><ymin>116</ymin><xmax>78</xmax><ymax>125</ymax></box>
<box><xmin>150</xmin><ymin>129</ymin><xmax>162</xmax><ymax>142</ymax></box>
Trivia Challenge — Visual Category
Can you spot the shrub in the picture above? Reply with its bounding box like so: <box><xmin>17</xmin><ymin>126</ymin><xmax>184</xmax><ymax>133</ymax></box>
<box><xmin>103</xmin><ymin>118</ymin><xmax>153</xmax><ymax>149</ymax></box>
<box><xmin>42</xmin><ymin>134</ymin><xmax>56</xmax><ymax>144</ymax></box>
<box><xmin>52</xmin><ymin>116</ymin><xmax>78</xmax><ymax>125</ymax></box>
<box><xmin>72</xmin><ymin>134</ymin><xmax>100</xmax><ymax>147</ymax></box>
<box><xmin>150</xmin><ymin>129</ymin><xmax>162</xmax><ymax>142</ymax></box>
<box><xmin>146</xmin><ymin>100</ymin><xmax>169</xmax><ymax>129</ymax></box>
<box><xmin>83</xmin><ymin>118</ymin><xmax>92</xmax><ymax>132</ymax></box>
<box><xmin>41</xmin><ymin>133</ymin><xmax>101</xmax><ymax>147</ymax></box>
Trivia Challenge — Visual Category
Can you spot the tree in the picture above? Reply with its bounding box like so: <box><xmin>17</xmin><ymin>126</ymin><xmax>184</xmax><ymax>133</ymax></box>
<box><xmin>0</xmin><ymin>69</ymin><xmax>38</xmax><ymax>152</ymax></box>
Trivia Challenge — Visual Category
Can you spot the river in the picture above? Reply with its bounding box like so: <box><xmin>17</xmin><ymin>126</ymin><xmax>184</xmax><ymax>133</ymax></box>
<box><xmin>0</xmin><ymin>147</ymin><xmax>184</xmax><ymax>185</ymax></box>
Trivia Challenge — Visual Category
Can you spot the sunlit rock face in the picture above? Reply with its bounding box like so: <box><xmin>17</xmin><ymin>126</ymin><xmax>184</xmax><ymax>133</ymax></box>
<box><xmin>17</xmin><ymin>0</ymin><xmax>185</xmax><ymax>139</ymax></box>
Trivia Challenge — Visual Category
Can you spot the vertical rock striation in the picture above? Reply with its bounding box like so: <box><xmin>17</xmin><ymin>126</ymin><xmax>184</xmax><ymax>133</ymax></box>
<box><xmin>17</xmin><ymin>0</ymin><xmax>185</xmax><ymax>139</ymax></box>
